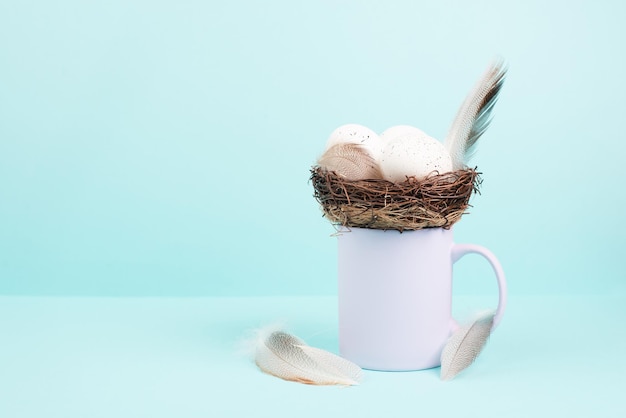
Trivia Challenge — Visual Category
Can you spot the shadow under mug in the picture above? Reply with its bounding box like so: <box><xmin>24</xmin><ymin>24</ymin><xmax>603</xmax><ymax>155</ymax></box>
<box><xmin>336</xmin><ymin>226</ymin><xmax>507</xmax><ymax>371</ymax></box>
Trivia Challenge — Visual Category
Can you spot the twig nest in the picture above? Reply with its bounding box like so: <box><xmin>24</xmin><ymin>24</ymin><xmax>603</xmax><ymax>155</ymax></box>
<box><xmin>311</xmin><ymin>166</ymin><xmax>480</xmax><ymax>231</ymax></box>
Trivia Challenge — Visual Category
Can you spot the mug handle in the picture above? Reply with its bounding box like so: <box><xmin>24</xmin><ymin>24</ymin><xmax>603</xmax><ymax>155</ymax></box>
<box><xmin>451</xmin><ymin>243</ymin><xmax>508</xmax><ymax>329</ymax></box>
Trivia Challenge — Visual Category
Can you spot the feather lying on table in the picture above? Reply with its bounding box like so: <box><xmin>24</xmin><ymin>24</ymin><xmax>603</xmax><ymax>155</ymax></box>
<box><xmin>254</xmin><ymin>328</ymin><xmax>362</xmax><ymax>386</ymax></box>
<box><xmin>444</xmin><ymin>59</ymin><xmax>508</xmax><ymax>170</ymax></box>
<box><xmin>440</xmin><ymin>311</ymin><xmax>495</xmax><ymax>381</ymax></box>
<box><xmin>317</xmin><ymin>143</ymin><xmax>382</xmax><ymax>181</ymax></box>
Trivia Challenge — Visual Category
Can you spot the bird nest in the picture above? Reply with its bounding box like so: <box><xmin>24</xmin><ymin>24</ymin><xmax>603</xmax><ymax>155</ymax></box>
<box><xmin>310</xmin><ymin>166</ymin><xmax>481</xmax><ymax>231</ymax></box>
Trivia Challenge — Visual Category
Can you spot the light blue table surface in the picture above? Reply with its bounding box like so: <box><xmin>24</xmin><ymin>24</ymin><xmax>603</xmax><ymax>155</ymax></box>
<box><xmin>1</xmin><ymin>295</ymin><xmax>625</xmax><ymax>418</ymax></box>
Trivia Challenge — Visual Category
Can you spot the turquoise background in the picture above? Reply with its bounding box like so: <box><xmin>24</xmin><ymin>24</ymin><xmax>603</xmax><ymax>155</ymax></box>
<box><xmin>1</xmin><ymin>3</ymin><xmax>626</xmax><ymax>417</ymax></box>
<box><xmin>1</xmin><ymin>0</ymin><xmax>625</xmax><ymax>297</ymax></box>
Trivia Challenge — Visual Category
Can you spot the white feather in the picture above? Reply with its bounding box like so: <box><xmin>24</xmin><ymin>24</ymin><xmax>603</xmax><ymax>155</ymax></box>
<box><xmin>254</xmin><ymin>328</ymin><xmax>362</xmax><ymax>386</ymax></box>
<box><xmin>445</xmin><ymin>59</ymin><xmax>507</xmax><ymax>170</ymax></box>
<box><xmin>440</xmin><ymin>311</ymin><xmax>495</xmax><ymax>381</ymax></box>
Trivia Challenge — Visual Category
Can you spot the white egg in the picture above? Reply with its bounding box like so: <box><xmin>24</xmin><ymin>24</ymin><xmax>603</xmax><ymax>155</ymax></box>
<box><xmin>380</xmin><ymin>133</ymin><xmax>453</xmax><ymax>183</ymax></box>
<box><xmin>325</xmin><ymin>124</ymin><xmax>383</xmax><ymax>161</ymax></box>
<box><xmin>380</xmin><ymin>125</ymin><xmax>428</xmax><ymax>143</ymax></box>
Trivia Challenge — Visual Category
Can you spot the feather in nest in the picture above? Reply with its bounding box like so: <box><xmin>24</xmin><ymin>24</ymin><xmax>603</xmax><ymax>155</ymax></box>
<box><xmin>317</xmin><ymin>143</ymin><xmax>382</xmax><ymax>180</ymax></box>
<box><xmin>445</xmin><ymin>59</ymin><xmax>508</xmax><ymax>170</ymax></box>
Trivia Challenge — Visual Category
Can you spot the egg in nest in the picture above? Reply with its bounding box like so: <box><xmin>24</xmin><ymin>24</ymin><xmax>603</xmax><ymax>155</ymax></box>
<box><xmin>317</xmin><ymin>124</ymin><xmax>383</xmax><ymax>180</ymax></box>
<box><xmin>380</xmin><ymin>130</ymin><xmax>452</xmax><ymax>183</ymax></box>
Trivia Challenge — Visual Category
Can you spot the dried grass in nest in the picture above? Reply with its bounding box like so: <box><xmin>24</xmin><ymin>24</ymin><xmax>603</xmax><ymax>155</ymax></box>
<box><xmin>310</xmin><ymin>166</ymin><xmax>481</xmax><ymax>231</ymax></box>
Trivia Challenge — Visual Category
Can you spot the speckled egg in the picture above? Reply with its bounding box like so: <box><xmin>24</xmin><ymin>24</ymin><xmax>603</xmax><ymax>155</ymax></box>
<box><xmin>380</xmin><ymin>125</ymin><xmax>428</xmax><ymax>143</ymax></box>
<box><xmin>380</xmin><ymin>133</ymin><xmax>453</xmax><ymax>183</ymax></box>
<box><xmin>325</xmin><ymin>124</ymin><xmax>383</xmax><ymax>161</ymax></box>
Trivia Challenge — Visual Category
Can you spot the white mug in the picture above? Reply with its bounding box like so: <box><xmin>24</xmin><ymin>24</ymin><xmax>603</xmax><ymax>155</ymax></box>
<box><xmin>336</xmin><ymin>226</ymin><xmax>507</xmax><ymax>371</ymax></box>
